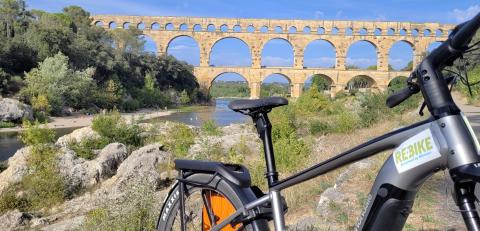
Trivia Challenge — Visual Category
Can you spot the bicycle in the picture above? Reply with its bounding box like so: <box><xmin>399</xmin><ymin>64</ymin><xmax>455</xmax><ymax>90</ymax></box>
<box><xmin>157</xmin><ymin>12</ymin><xmax>480</xmax><ymax>231</ymax></box>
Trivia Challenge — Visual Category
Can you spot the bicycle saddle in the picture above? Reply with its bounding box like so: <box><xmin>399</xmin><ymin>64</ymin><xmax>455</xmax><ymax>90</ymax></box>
<box><xmin>228</xmin><ymin>97</ymin><xmax>288</xmax><ymax>113</ymax></box>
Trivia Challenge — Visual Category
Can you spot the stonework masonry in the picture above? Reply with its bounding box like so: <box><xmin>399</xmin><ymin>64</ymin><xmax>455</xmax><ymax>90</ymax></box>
<box><xmin>92</xmin><ymin>15</ymin><xmax>454</xmax><ymax>98</ymax></box>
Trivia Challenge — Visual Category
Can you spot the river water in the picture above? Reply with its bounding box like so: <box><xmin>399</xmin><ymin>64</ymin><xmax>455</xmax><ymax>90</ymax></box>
<box><xmin>0</xmin><ymin>99</ymin><xmax>248</xmax><ymax>161</ymax></box>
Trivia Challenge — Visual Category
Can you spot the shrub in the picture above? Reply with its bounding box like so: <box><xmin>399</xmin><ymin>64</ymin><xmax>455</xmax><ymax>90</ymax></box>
<box><xmin>201</xmin><ymin>120</ymin><xmax>222</xmax><ymax>136</ymax></box>
<box><xmin>309</xmin><ymin>120</ymin><xmax>330</xmax><ymax>135</ymax></box>
<box><xmin>157</xmin><ymin>123</ymin><xmax>195</xmax><ymax>158</ymax></box>
<box><xmin>82</xmin><ymin>186</ymin><xmax>157</xmax><ymax>231</ymax></box>
<box><xmin>91</xmin><ymin>110</ymin><xmax>142</xmax><ymax>147</ymax></box>
<box><xmin>357</xmin><ymin>93</ymin><xmax>391</xmax><ymax>127</ymax></box>
<box><xmin>121</xmin><ymin>98</ymin><xmax>141</xmax><ymax>112</ymax></box>
<box><xmin>68</xmin><ymin>137</ymin><xmax>110</xmax><ymax>160</ymax></box>
<box><xmin>295</xmin><ymin>84</ymin><xmax>329</xmax><ymax>113</ymax></box>
<box><xmin>20</xmin><ymin>120</ymin><xmax>56</xmax><ymax>145</ymax></box>
<box><xmin>0</xmin><ymin>121</ymin><xmax>15</xmax><ymax>128</ymax></box>
<box><xmin>331</xmin><ymin>110</ymin><xmax>359</xmax><ymax>133</ymax></box>
<box><xmin>0</xmin><ymin>185</ymin><xmax>30</xmax><ymax>214</ymax></box>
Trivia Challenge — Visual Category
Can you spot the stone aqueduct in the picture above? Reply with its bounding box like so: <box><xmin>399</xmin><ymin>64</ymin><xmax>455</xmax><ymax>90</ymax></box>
<box><xmin>91</xmin><ymin>15</ymin><xmax>454</xmax><ymax>98</ymax></box>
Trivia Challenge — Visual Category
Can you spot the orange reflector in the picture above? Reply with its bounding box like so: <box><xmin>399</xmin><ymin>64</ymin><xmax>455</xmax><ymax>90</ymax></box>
<box><xmin>202</xmin><ymin>190</ymin><xmax>241</xmax><ymax>231</ymax></box>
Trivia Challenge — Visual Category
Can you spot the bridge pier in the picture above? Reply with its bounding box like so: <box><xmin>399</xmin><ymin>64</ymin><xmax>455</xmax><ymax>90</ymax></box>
<box><xmin>250</xmin><ymin>82</ymin><xmax>261</xmax><ymax>99</ymax></box>
<box><xmin>291</xmin><ymin>83</ymin><xmax>303</xmax><ymax>98</ymax></box>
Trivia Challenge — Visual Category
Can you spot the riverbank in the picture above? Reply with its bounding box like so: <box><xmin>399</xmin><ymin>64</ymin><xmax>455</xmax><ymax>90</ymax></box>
<box><xmin>0</xmin><ymin>109</ymin><xmax>174</xmax><ymax>133</ymax></box>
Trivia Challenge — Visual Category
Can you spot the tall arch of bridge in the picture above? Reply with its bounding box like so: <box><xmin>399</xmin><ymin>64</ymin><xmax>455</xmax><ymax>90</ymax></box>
<box><xmin>92</xmin><ymin>15</ymin><xmax>454</xmax><ymax>98</ymax></box>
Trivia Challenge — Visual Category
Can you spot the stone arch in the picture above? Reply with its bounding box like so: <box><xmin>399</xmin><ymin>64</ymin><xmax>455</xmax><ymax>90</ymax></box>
<box><xmin>331</xmin><ymin>27</ymin><xmax>339</xmax><ymax>34</ymax></box>
<box><xmin>388</xmin><ymin>28</ymin><xmax>395</xmax><ymax>35</ymax></box>
<box><xmin>303</xmin><ymin>26</ymin><xmax>311</xmax><ymax>34</ymax></box>
<box><xmin>387</xmin><ymin>76</ymin><xmax>408</xmax><ymax>92</ymax></box>
<box><xmin>137</xmin><ymin>22</ymin><xmax>145</xmax><ymax>30</ymax></box>
<box><xmin>193</xmin><ymin>24</ymin><xmax>202</xmax><ymax>31</ymax></box>
<box><xmin>424</xmin><ymin>29</ymin><xmax>431</xmax><ymax>36</ymax></box>
<box><xmin>247</xmin><ymin>25</ymin><xmax>255</xmax><ymax>32</ymax></box>
<box><xmin>260</xmin><ymin>26</ymin><xmax>268</xmax><ymax>33</ymax></box>
<box><xmin>109</xmin><ymin>21</ymin><xmax>117</xmax><ymax>29</ymax></box>
<box><xmin>140</xmin><ymin>34</ymin><xmax>157</xmax><ymax>55</ymax></box>
<box><xmin>123</xmin><ymin>22</ymin><xmax>131</xmax><ymax>29</ymax></box>
<box><xmin>303</xmin><ymin>39</ymin><xmax>336</xmax><ymax>68</ymax></box>
<box><xmin>261</xmin><ymin>38</ymin><xmax>295</xmax><ymax>67</ymax></box>
<box><xmin>220</xmin><ymin>24</ymin><xmax>229</xmax><ymax>32</ymax></box>
<box><xmin>374</xmin><ymin>28</ymin><xmax>382</xmax><ymax>36</ymax></box>
<box><xmin>151</xmin><ymin>22</ymin><xmax>160</xmax><ymax>30</ymax></box>
<box><xmin>207</xmin><ymin>24</ymin><xmax>215</xmax><ymax>32</ymax></box>
<box><xmin>435</xmin><ymin>29</ymin><xmax>443</xmax><ymax>37</ymax></box>
<box><xmin>179</xmin><ymin>23</ymin><xmax>188</xmax><ymax>31</ymax></box>
<box><xmin>399</xmin><ymin>29</ymin><xmax>407</xmax><ymax>36</ymax></box>
<box><xmin>167</xmin><ymin>35</ymin><xmax>200</xmax><ymax>66</ymax></box>
<box><xmin>318</xmin><ymin>27</ymin><xmax>325</xmax><ymax>34</ymax></box>
<box><xmin>165</xmin><ymin>23</ymin><xmax>174</xmax><ymax>30</ymax></box>
<box><xmin>304</xmin><ymin>74</ymin><xmax>334</xmax><ymax>92</ymax></box>
<box><xmin>275</xmin><ymin>26</ymin><xmax>283</xmax><ymax>33</ymax></box>
<box><xmin>261</xmin><ymin>73</ymin><xmax>292</xmax><ymax>97</ymax></box>
<box><xmin>346</xmin><ymin>40</ymin><xmax>379</xmax><ymax>70</ymax></box>
<box><xmin>289</xmin><ymin>26</ymin><xmax>297</xmax><ymax>33</ymax></box>
<box><xmin>209</xmin><ymin>37</ymin><xmax>252</xmax><ymax>67</ymax></box>
<box><xmin>233</xmin><ymin>25</ymin><xmax>242</xmax><ymax>32</ymax></box>
<box><xmin>209</xmin><ymin>72</ymin><xmax>250</xmax><ymax>98</ymax></box>
<box><xmin>411</xmin><ymin>29</ymin><xmax>419</xmax><ymax>36</ymax></box>
<box><xmin>345</xmin><ymin>75</ymin><xmax>377</xmax><ymax>91</ymax></box>
<box><xmin>94</xmin><ymin>21</ymin><xmax>103</xmax><ymax>27</ymax></box>
<box><xmin>346</xmin><ymin>27</ymin><xmax>353</xmax><ymax>35</ymax></box>
<box><xmin>359</xmin><ymin>28</ymin><xmax>368</xmax><ymax>35</ymax></box>
<box><xmin>388</xmin><ymin>40</ymin><xmax>414</xmax><ymax>71</ymax></box>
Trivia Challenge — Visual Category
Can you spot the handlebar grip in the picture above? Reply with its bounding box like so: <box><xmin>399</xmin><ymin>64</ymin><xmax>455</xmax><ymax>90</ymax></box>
<box><xmin>386</xmin><ymin>87</ymin><xmax>414</xmax><ymax>108</ymax></box>
<box><xmin>451</xmin><ymin>12</ymin><xmax>480</xmax><ymax>50</ymax></box>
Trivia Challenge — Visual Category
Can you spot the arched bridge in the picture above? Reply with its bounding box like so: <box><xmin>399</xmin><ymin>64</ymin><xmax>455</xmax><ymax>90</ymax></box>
<box><xmin>92</xmin><ymin>15</ymin><xmax>454</xmax><ymax>98</ymax></box>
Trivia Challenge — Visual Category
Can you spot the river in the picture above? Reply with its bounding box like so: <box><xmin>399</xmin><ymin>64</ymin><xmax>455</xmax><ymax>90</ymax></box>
<box><xmin>0</xmin><ymin>99</ymin><xmax>248</xmax><ymax>161</ymax></box>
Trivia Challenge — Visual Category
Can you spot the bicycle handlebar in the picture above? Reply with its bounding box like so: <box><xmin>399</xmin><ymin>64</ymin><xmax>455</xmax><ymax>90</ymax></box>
<box><xmin>387</xmin><ymin>12</ymin><xmax>480</xmax><ymax>114</ymax></box>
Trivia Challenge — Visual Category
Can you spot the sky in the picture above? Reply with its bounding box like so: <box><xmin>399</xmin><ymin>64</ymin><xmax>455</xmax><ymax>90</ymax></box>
<box><xmin>27</xmin><ymin>0</ymin><xmax>480</xmax><ymax>83</ymax></box>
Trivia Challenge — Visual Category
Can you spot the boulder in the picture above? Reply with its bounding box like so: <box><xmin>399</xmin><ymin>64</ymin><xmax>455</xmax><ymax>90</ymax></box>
<box><xmin>0</xmin><ymin>209</ymin><xmax>34</xmax><ymax>230</ymax></box>
<box><xmin>0</xmin><ymin>147</ymin><xmax>30</xmax><ymax>194</ymax></box>
<box><xmin>114</xmin><ymin>143</ymin><xmax>170</xmax><ymax>190</ymax></box>
<box><xmin>56</xmin><ymin>127</ymin><xmax>100</xmax><ymax>147</ymax></box>
<box><xmin>0</xmin><ymin>98</ymin><xmax>33</xmax><ymax>122</ymax></box>
<box><xmin>58</xmin><ymin>143</ymin><xmax>128</xmax><ymax>194</ymax></box>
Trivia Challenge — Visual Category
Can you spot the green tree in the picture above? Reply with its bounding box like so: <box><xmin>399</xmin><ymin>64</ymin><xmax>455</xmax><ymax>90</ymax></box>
<box><xmin>311</xmin><ymin>74</ymin><xmax>332</xmax><ymax>91</ymax></box>
<box><xmin>179</xmin><ymin>90</ymin><xmax>190</xmax><ymax>104</ymax></box>
<box><xmin>21</xmin><ymin>52</ymin><xmax>96</xmax><ymax>114</ymax></box>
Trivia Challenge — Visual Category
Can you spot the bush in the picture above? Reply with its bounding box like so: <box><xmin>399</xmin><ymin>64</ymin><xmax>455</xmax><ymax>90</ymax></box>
<box><xmin>68</xmin><ymin>137</ymin><xmax>110</xmax><ymax>160</ymax></box>
<box><xmin>121</xmin><ymin>98</ymin><xmax>141</xmax><ymax>112</ymax></box>
<box><xmin>20</xmin><ymin>121</ymin><xmax>56</xmax><ymax>145</ymax></box>
<box><xmin>0</xmin><ymin>185</ymin><xmax>30</xmax><ymax>214</ymax></box>
<box><xmin>82</xmin><ymin>186</ymin><xmax>157</xmax><ymax>231</ymax></box>
<box><xmin>0</xmin><ymin>121</ymin><xmax>15</xmax><ymax>128</ymax></box>
<box><xmin>357</xmin><ymin>93</ymin><xmax>391</xmax><ymax>127</ymax></box>
<box><xmin>309</xmin><ymin>120</ymin><xmax>330</xmax><ymax>135</ymax></box>
<box><xmin>157</xmin><ymin>123</ymin><xmax>195</xmax><ymax>158</ymax></box>
<box><xmin>201</xmin><ymin>120</ymin><xmax>222</xmax><ymax>136</ymax></box>
<box><xmin>331</xmin><ymin>110</ymin><xmax>359</xmax><ymax>133</ymax></box>
<box><xmin>295</xmin><ymin>85</ymin><xmax>329</xmax><ymax>113</ymax></box>
<box><xmin>91</xmin><ymin>110</ymin><xmax>142</xmax><ymax>147</ymax></box>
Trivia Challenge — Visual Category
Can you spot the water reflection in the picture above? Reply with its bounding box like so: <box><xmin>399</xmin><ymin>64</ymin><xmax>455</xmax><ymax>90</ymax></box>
<box><xmin>147</xmin><ymin>99</ymin><xmax>249</xmax><ymax>126</ymax></box>
<box><xmin>0</xmin><ymin>99</ymin><xmax>248</xmax><ymax>160</ymax></box>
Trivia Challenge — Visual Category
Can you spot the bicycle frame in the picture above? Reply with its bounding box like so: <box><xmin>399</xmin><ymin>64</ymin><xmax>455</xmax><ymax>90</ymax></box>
<box><xmin>206</xmin><ymin>112</ymin><xmax>480</xmax><ymax>231</ymax></box>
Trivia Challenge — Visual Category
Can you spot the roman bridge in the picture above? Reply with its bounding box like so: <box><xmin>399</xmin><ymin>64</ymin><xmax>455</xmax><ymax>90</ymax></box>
<box><xmin>91</xmin><ymin>15</ymin><xmax>454</xmax><ymax>98</ymax></box>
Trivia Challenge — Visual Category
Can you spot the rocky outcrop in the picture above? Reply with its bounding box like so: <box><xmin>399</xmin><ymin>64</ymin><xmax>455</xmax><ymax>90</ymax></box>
<box><xmin>0</xmin><ymin>210</ymin><xmax>34</xmax><ymax>230</ymax></box>
<box><xmin>0</xmin><ymin>98</ymin><xmax>33</xmax><ymax>123</ymax></box>
<box><xmin>114</xmin><ymin>143</ymin><xmax>171</xmax><ymax>191</ymax></box>
<box><xmin>0</xmin><ymin>147</ymin><xmax>30</xmax><ymax>194</ymax></box>
<box><xmin>56</xmin><ymin>127</ymin><xmax>100</xmax><ymax>147</ymax></box>
<box><xmin>58</xmin><ymin>143</ymin><xmax>128</xmax><ymax>194</ymax></box>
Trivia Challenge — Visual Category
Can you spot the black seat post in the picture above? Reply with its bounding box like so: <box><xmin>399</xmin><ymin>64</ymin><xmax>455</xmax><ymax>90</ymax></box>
<box><xmin>253</xmin><ymin>111</ymin><xmax>278</xmax><ymax>187</ymax></box>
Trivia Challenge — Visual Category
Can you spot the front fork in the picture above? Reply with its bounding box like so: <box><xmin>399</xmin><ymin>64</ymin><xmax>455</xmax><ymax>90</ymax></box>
<box><xmin>450</xmin><ymin>163</ymin><xmax>480</xmax><ymax>231</ymax></box>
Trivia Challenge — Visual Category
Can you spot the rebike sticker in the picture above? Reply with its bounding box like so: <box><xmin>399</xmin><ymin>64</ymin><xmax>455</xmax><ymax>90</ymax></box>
<box><xmin>393</xmin><ymin>129</ymin><xmax>440</xmax><ymax>174</ymax></box>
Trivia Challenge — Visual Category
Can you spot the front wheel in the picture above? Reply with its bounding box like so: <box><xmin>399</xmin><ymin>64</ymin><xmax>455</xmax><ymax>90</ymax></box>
<box><xmin>157</xmin><ymin>173</ymin><xmax>269</xmax><ymax>231</ymax></box>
